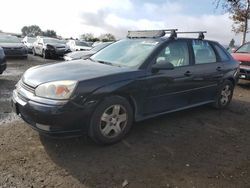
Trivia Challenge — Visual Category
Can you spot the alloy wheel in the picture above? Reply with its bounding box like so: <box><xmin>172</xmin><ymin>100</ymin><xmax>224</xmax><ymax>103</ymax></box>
<box><xmin>99</xmin><ymin>105</ymin><xmax>128</xmax><ymax>138</ymax></box>
<box><xmin>220</xmin><ymin>85</ymin><xmax>232</xmax><ymax>106</ymax></box>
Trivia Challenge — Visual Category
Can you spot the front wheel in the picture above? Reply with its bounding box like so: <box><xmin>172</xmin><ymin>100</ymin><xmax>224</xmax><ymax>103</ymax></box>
<box><xmin>88</xmin><ymin>96</ymin><xmax>133</xmax><ymax>145</ymax></box>
<box><xmin>42</xmin><ymin>50</ymin><xmax>49</xmax><ymax>59</ymax></box>
<box><xmin>213</xmin><ymin>80</ymin><xmax>234</xmax><ymax>109</ymax></box>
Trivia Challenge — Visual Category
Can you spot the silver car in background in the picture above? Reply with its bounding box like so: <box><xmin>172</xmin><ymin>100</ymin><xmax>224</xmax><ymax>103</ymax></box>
<box><xmin>64</xmin><ymin>42</ymin><xmax>113</xmax><ymax>61</ymax></box>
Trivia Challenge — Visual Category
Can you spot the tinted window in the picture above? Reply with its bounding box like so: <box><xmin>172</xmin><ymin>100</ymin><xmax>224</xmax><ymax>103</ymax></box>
<box><xmin>156</xmin><ymin>41</ymin><xmax>189</xmax><ymax>67</ymax></box>
<box><xmin>213</xmin><ymin>44</ymin><xmax>229</xmax><ymax>61</ymax></box>
<box><xmin>192</xmin><ymin>40</ymin><xmax>216</xmax><ymax>64</ymax></box>
<box><xmin>236</xmin><ymin>43</ymin><xmax>250</xmax><ymax>53</ymax></box>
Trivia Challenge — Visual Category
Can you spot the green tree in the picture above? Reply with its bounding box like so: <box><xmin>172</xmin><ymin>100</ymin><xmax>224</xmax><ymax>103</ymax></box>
<box><xmin>42</xmin><ymin>30</ymin><xmax>57</xmax><ymax>38</ymax></box>
<box><xmin>80</xmin><ymin>33</ymin><xmax>94</xmax><ymax>41</ymax></box>
<box><xmin>215</xmin><ymin>0</ymin><xmax>250</xmax><ymax>44</ymax></box>
<box><xmin>21</xmin><ymin>25</ymin><xmax>42</xmax><ymax>36</ymax></box>
<box><xmin>99</xmin><ymin>33</ymin><xmax>116</xmax><ymax>42</ymax></box>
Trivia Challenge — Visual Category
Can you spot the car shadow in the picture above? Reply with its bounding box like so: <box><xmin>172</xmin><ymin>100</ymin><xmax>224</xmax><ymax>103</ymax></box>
<box><xmin>40</xmin><ymin>99</ymin><xmax>250</xmax><ymax>187</ymax></box>
<box><xmin>238</xmin><ymin>80</ymin><xmax>250</xmax><ymax>90</ymax></box>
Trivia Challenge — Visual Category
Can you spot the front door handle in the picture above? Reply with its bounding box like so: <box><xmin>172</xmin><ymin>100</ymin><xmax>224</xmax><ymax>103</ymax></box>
<box><xmin>184</xmin><ymin>71</ymin><xmax>192</xmax><ymax>76</ymax></box>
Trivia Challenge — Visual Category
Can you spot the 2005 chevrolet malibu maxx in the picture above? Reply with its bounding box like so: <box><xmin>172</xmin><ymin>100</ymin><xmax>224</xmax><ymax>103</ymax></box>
<box><xmin>12</xmin><ymin>30</ymin><xmax>239</xmax><ymax>144</ymax></box>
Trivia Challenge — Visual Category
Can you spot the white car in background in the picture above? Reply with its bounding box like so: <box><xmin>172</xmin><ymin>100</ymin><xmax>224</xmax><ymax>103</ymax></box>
<box><xmin>22</xmin><ymin>36</ymin><xmax>36</xmax><ymax>53</ymax></box>
<box><xmin>67</xmin><ymin>40</ymin><xmax>91</xmax><ymax>51</ymax></box>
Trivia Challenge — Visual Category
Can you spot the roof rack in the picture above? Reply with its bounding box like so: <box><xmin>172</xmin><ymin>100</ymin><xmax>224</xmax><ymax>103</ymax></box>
<box><xmin>127</xmin><ymin>30</ymin><xmax>207</xmax><ymax>40</ymax></box>
<box><xmin>177</xmin><ymin>31</ymin><xmax>207</xmax><ymax>40</ymax></box>
<box><xmin>127</xmin><ymin>29</ymin><xmax>177</xmax><ymax>39</ymax></box>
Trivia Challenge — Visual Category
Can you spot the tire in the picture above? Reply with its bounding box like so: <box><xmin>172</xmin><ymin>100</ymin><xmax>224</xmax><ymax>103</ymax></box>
<box><xmin>42</xmin><ymin>50</ymin><xmax>49</xmax><ymax>59</ymax></box>
<box><xmin>88</xmin><ymin>96</ymin><xmax>133</xmax><ymax>145</ymax></box>
<box><xmin>213</xmin><ymin>80</ymin><xmax>234</xmax><ymax>109</ymax></box>
<box><xmin>32</xmin><ymin>48</ymin><xmax>36</xmax><ymax>56</ymax></box>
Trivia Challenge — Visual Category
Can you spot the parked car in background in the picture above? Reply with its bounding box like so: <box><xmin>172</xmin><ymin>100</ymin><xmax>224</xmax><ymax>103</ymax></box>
<box><xmin>0</xmin><ymin>35</ymin><xmax>28</xmax><ymax>58</ymax></box>
<box><xmin>64</xmin><ymin>42</ymin><xmax>113</xmax><ymax>61</ymax></box>
<box><xmin>0</xmin><ymin>47</ymin><xmax>6</xmax><ymax>74</ymax></box>
<box><xmin>22</xmin><ymin>36</ymin><xmax>36</xmax><ymax>53</ymax></box>
<box><xmin>231</xmin><ymin>42</ymin><xmax>250</xmax><ymax>80</ymax></box>
<box><xmin>13</xmin><ymin>30</ymin><xmax>239</xmax><ymax>144</ymax></box>
<box><xmin>33</xmin><ymin>37</ymin><xmax>70</xmax><ymax>59</ymax></box>
<box><xmin>67</xmin><ymin>40</ymin><xmax>91</xmax><ymax>51</ymax></box>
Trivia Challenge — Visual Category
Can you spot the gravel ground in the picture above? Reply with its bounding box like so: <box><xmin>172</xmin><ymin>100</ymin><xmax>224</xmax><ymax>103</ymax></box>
<box><xmin>0</xmin><ymin>55</ymin><xmax>250</xmax><ymax>188</ymax></box>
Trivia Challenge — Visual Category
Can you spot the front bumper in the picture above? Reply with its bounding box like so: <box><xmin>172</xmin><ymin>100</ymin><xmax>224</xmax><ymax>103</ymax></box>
<box><xmin>3</xmin><ymin>48</ymin><xmax>28</xmax><ymax>57</ymax></box>
<box><xmin>47</xmin><ymin>49</ymin><xmax>71</xmax><ymax>57</ymax></box>
<box><xmin>239</xmin><ymin>66</ymin><xmax>250</xmax><ymax>80</ymax></box>
<box><xmin>12</xmin><ymin>87</ymin><xmax>95</xmax><ymax>137</ymax></box>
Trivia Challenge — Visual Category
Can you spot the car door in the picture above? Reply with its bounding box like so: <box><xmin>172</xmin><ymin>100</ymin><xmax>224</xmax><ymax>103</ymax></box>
<box><xmin>144</xmin><ymin>40</ymin><xmax>197</xmax><ymax>115</ymax></box>
<box><xmin>188</xmin><ymin>40</ymin><xmax>225</xmax><ymax>104</ymax></box>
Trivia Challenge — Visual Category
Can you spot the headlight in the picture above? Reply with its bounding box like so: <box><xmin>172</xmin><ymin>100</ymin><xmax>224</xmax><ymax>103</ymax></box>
<box><xmin>35</xmin><ymin>80</ymin><xmax>77</xmax><ymax>100</ymax></box>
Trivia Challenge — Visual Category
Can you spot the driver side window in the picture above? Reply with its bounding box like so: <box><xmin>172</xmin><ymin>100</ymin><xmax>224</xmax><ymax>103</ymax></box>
<box><xmin>156</xmin><ymin>41</ymin><xmax>189</xmax><ymax>67</ymax></box>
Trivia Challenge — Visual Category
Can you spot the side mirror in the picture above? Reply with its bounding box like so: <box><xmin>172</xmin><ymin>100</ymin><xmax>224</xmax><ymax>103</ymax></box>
<box><xmin>152</xmin><ymin>60</ymin><xmax>174</xmax><ymax>72</ymax></box>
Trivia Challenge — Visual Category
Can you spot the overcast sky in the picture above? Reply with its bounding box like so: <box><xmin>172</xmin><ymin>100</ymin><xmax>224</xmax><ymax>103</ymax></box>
<box><xmin>0</xmin><ymin>0</ymin><xmax>249</xmax><ymax>45</ymax></box>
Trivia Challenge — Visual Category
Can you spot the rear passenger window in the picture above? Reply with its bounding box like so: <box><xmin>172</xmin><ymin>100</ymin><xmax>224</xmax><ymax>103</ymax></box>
<box><xmin>192</xmin><ymin>40</ymin><xmax>216</xmax><ymax>64</ymax></box>
<box><xmin>213</xmin><ymin>44</ymin><xmax>230</xmax><ymax>62</ymax></box>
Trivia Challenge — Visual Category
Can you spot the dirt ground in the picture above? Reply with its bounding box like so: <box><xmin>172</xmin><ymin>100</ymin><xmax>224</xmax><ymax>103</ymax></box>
<box><xmin>0</xmin><ymin>55</ymin><xmax>250</xmax><ymax>188</ymax></box>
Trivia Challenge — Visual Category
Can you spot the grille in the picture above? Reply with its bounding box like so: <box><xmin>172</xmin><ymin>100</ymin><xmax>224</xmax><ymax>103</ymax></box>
<box><xmin>240</xmin><ymin>61</ymin><xmax>250</xmax><ymax>66</ymax></box>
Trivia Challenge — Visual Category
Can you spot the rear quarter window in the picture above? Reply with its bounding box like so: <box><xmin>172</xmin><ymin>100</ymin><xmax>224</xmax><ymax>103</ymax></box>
<box><xmin>213</xmin><ymin>44</ymin><xmax>230</xmax><ymax>62</ymax></box>
<box><xmin>192</xmin><ymin>40</ymin><xmax>216</xmax><ymax>64</ymax></box>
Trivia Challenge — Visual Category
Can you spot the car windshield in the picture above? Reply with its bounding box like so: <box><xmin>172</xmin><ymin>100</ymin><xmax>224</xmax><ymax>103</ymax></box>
<box><xmin>27</xmin><ymin>37</ymin><xmax>36</xmax><ymax>43</ymax></box>
<box><xmin>91</xmin><ymin>42</ymin><xmax>112</xmax><ymax>53</ymax></box>
<box><xmin>75</xmin><ymin>41</ymin><xmax>89</xmax><ymax>46</ymax></box>
<box><xmin>91</xmin><ymin>39</ymin><xmax>158</xmax><ymax>67</ymax></box>
<box><xmin>43</xmin><ymin>38</ymin><xmax>65</xmax><ymax>44</ymax></box>
<box><xmin>236</xmin><ymin>43</ymin><xmax>250</xmax><ymax>53</ymax></box>
<box><xmin>0</xmin><ymin>35</ymin><xmax>21</xmax><ymax>43</ymax></box>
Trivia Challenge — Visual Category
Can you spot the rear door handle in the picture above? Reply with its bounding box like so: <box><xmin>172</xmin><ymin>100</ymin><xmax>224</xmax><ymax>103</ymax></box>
<box><xmin>184</xmin><ymin>71</ymin><xmax>192</xmax><ymax>76</ymax></box>
<box><xmin>216</xmin><ymin>66</ymin><xmax>222</xmax><ymax>71</ymax></box>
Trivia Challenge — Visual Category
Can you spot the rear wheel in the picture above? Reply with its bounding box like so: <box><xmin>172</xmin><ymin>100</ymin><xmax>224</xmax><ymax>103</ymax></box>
<box><xmin>88</xmin><ymin>96</ymin><xmax>133</xmax><ymax>145</ymax></box>
<box><xmin>213</xmin><ymin>80</ymin><xmax>234</xmax><ymax>109</ymax></box>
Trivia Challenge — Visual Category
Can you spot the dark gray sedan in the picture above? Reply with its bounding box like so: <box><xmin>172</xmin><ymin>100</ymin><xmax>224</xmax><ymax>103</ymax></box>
<box><xmin>0</xmin><ymin>35</ymin><xmax>28</xmax><ymax>58</ymax></box>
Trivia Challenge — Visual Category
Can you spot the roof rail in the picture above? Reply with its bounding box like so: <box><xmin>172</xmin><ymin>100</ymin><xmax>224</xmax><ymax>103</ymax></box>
<box><xmin>127</xmin><ymin>30</ymin><xmax>207</xmax><ymax>40</ymax></box>
<box><xmin>127</xmin><ymin>29</ymin><xmax>177</xmax><ymax>38</ymax></box>
<box><xmin>175</xmin><ymin>31</ymin><xmax>207</xmax><ymax>40</ymax></box>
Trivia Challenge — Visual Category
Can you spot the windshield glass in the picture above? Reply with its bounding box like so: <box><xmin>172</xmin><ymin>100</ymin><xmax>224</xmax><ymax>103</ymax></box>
<box><xmin>0</xmin><ymin>35</ymin><xmax>21</xmax><ymax>43</ymax></box>
<box><xmin>91</xmin><ymin>42</ymin><xmax>112</xmax><ymax>52</ymax></box>
<box><xmin>43</xmin><ymin>38</ymin><xmax>65</xmax><ymax>44</ymax></box>
<box><xmin>75</xmin><ymin>41</ymin><xmax>89</xmax><ymax>46</ymax></box>
<box><xmin>91</xmin><ymin>39</ymin><xmax>158</xmax><ymax>67</ymax></box>
<box><xmin>27</xmin><ymin>37</ymin><xmax>36</xmax><ymax>43</ymax></box>
<box><xmin>236</xmin><ymin>43</ymin><xmax>250</xmax><ymax>53</ymax></box>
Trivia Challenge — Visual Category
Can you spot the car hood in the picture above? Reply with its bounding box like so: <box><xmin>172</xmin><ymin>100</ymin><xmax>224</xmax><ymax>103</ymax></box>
<box><xmin>66</xmin><ymin>51</ymin><xmax>94</xmax><ymax>59</ymax></box>
<box><xmin>0</xmin><ymin>43</ymin><xmax>24</xmax><ymax>48</ymax></box>
<box><xmin>23</xmin><ymin>59</ymin><xmax>131</xmax><ymax>87</ymax></box>
<box><xmin>232</xmin><ymin>53</ymin><xmax>250</xmax><ymax>62</ymax></box>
